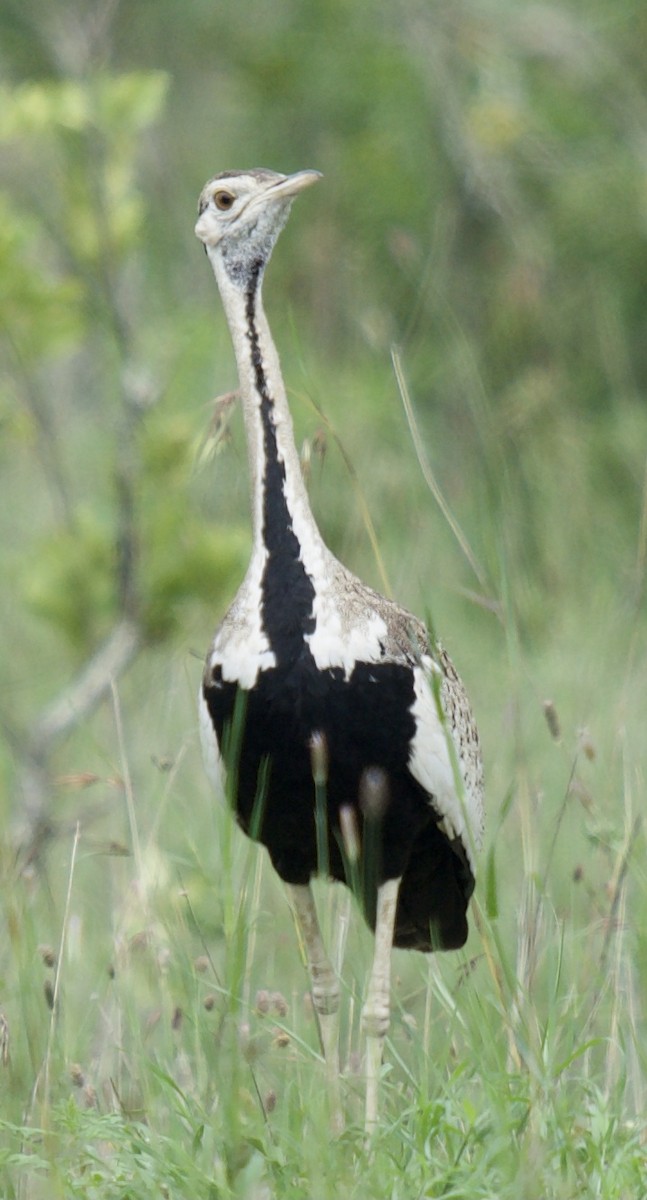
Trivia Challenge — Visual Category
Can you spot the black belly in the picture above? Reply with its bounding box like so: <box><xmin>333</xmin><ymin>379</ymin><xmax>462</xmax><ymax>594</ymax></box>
<box><xmin>203</xmin><ymin>652</ymin><xmax>472</xmax><ymax>951</ymax></box>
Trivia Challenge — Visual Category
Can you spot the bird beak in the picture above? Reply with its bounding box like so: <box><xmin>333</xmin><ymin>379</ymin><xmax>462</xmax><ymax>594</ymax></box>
<box><xmin>268</xmin><ymin>170</ymin><xmax>322</xmax><ymax>200</ymax></box>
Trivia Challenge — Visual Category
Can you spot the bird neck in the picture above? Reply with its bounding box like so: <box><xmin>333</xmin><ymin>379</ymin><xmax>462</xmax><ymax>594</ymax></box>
<box><xmin>218</xmin><ymin>261</ymin><xmax>321</xmax><ymax>545</ymax></box>
<box><xmin>213</xmin><ymin>256</ymin><xmax>330</xmax><ymax>659</ymax></box>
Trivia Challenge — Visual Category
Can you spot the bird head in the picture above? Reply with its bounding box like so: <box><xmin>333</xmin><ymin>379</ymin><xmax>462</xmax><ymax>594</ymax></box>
<box><xmin>195</xmin><ymin>168</ymin><xmax>321</xmax><ymax>290</ymax></box>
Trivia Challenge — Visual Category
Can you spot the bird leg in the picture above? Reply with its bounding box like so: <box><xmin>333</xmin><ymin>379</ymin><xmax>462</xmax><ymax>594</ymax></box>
<box><xmin>362</xmin><ymin>876</ymin><xmax>401</xmax><ymax>1134</ymax></box>
<box><xmin>288</xmin><ymin>883</ymin><xmax>342</xmax><ymax>1132</ymax></box>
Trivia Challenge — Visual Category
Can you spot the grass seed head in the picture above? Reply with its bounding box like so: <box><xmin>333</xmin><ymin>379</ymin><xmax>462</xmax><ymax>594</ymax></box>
<box><xmin>309</xmin><ymin>730</ymin><xmax>329</xmax><ymax>785</ymax></box>
<box><xmin>271</xmin><ymin>991</ymin><xmax>288</xmax><ymax>1017</ymax></box>
<box><xmin>339</xmin><ymin>804</ymin><xmax>360</xmax><ymax>863</ymax></box>
<box><xmin>70</xmin><ymin>1063</ymin><xmax>85</xmax><ymax>1087</ymax></box>
<box><xmin>359</xmin><ymin>766</ymin><xmax>390</xmax><ymax>821</ymax></box>
<box><xmin>38</xmin><ymin>944</ymin><xmax>56</xmax><ymax>968</ymax></box>
<box><xmin>255</xmin><ymin>989</ymin><xmax>271</xmax><ymax>1014</ymax></box>
<box><xmin>542</xmin><ymin>699</ymin><xmax>561</xmax><ymax>742</ymax></box>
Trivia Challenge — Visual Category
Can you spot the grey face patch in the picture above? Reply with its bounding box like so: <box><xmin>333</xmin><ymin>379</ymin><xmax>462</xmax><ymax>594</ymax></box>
<box><xmin>220</xmin><ymin>202</ymin><xmax>293</xmax><ymax>289</ymax></box>
<box><xmin>221</xmin><ymin>240</ymin><xmax>265</xmax><ymax>288</ymax></box>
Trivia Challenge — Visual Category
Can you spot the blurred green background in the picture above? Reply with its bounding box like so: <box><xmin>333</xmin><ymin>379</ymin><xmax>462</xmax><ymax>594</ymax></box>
<box><xmin>1</xmin><ymin>1</ymin><xmax>646</xmax><ymax>1196</ymax></box>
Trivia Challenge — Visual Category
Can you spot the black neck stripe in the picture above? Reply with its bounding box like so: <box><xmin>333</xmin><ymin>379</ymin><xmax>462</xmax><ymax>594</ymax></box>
<box><xmin>244</xmin><ymin>273</ymin><xmax>316</xmax><ymax>665</ymax></box>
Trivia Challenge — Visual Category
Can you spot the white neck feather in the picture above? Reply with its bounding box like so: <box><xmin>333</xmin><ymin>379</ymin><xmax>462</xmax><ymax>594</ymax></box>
<box><xmin>209</xmin><ymin>253</ymin><xmax>329</xmax><ymax>568</ymax></box>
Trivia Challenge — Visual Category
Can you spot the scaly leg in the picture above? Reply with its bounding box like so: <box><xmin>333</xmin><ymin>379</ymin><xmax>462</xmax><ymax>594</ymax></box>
<box><xmin>288</xmin><ymin>883</ymin><xmax>342</xmax><ymax>1132</ymax></box>
<box><xmin>362</xmin><ymin>877</ymin><xmax>401</xmax><ymax>1134</ymax></box>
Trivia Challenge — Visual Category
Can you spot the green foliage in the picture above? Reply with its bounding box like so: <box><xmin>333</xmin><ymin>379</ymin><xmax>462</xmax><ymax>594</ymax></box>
<box><xmin>20</xmin><ymin>510</ymin><xmax>115</xmax><ymax>649</ymax></box>
<box><xmin>140</xmin><ymin>507</ymin><xmax>249</xmax><ymax>643</ymax></box>
<box><xmin>0</xmin><ymin>196</ymin><xmax>83</xmax><ymax>359</ymax></box>
<box><xmin>19</xmin><ymin>415</ymin><xmax>250</xmax><ymax>648</ymax></box>
<box><xmin>0</xmin><ymin>72</ymin><xmax>168</xmax><ymax>261</ymax></box>
<box><xmin>0</xmin><ymin>65</ymin><xmax>228</xmax><ymax>655</ymax></box>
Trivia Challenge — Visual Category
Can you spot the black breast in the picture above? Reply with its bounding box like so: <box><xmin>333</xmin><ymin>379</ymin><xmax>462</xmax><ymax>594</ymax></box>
<box><xmin>202</xmin><ymin>654</ymin><xmax>472</xmax><ymax>951</ymax></box>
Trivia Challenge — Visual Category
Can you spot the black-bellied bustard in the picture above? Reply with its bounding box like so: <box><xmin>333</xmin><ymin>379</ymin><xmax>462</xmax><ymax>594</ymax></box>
<box><xmin>195</xmin><ymin>168</ymin><xmax>484</xmax><ymax>1133</ymax></box>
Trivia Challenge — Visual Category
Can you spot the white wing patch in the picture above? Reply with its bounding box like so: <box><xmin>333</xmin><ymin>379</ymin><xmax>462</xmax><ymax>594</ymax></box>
<box><xmin>208</xmin><ymin>546</ymin><xmax>277</xmax><ymax>689</ymax></box>
<box><xmin>307</xmin><ymin>598</ymin><xmax>388</xmax><ymax>676</ymax></box>
<box><xmin>209</xmin><ymin>637</ymin><xmax>276</xmax><ymax>689</ymax></box>
<box><xmin>408</xmin><ymin>660</ymin><xmax>481</xmax><ymax>872</ymax></box>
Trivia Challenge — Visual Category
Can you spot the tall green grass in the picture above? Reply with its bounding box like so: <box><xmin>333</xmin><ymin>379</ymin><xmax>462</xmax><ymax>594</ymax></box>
<box><xmin>1</xmin><ymin>330</ymin><xmax>646</xmax><ymax>1198</ymax></box>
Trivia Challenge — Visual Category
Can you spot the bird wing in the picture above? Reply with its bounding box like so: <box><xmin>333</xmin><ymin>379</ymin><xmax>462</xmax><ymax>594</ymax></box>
<box><xmin>406</xmin><ymin>646</ymin><xmax>484</xmax><ymax>874</ymax></box>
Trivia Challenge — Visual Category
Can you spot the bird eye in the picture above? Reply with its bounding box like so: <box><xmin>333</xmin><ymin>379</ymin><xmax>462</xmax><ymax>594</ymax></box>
<box><xmin>213</xmin><ymin>189</ymin><xmax>235</xmax><ymax>211</ymax></box>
